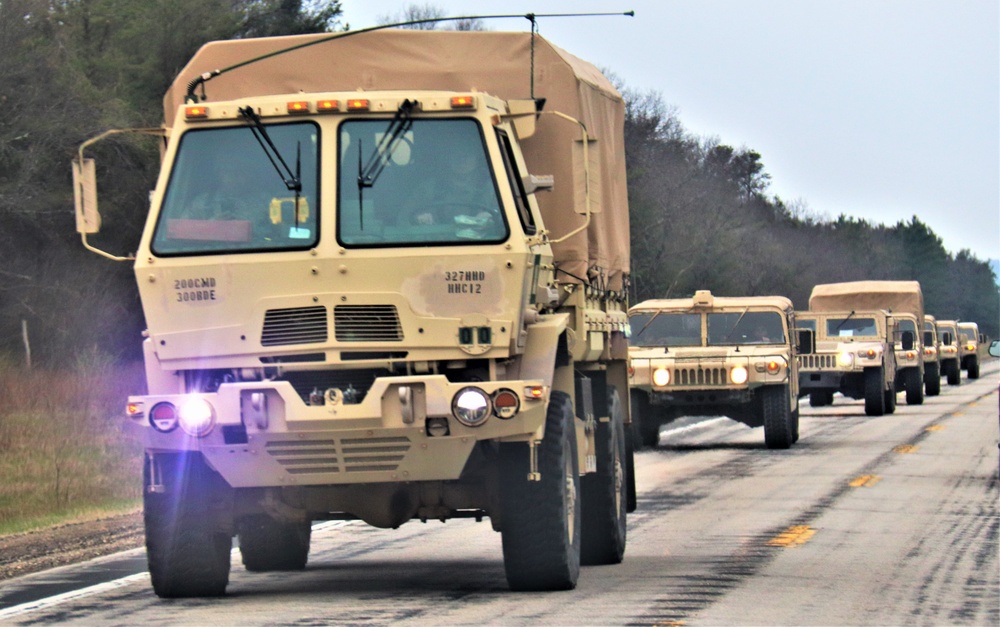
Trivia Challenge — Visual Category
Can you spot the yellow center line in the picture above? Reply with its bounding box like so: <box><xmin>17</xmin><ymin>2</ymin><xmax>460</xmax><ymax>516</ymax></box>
<box><xmin>925</xmin><ymin>425</ymin><xmax>945</xmax><ymax>432</ymax></box>
<box><xmin>849</xmin><ymin>474</ymin><xmax>881</xmax><ymax>487</ymax></box>
<box><xmin>767</xmin><ymin>525</ymin><xmax>816</xmax><ymax>547</ymax></box>
<box><xmin>894</xmin><ymin>444</ymin><xmax>919</xmax><ymax>454</ymax></box>
<box><xmin>951</xmin><ymin>411</ymin><xmax>965</xmax><ymax>417</ymax></box>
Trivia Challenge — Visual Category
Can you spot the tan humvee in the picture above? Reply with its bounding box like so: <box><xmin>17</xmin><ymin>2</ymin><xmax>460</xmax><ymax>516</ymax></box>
<box><xmin>795</xmin><ymin>309</ymin><xmax>899</xmax><ymax>416</ymax></box>
<box><xmin>73</xmin><ymin>30</ymin><xmax>633</xmax><ymax>597</ymax></box>
<box><xmin>936</xmin><ymin>319</ymin><xmax>963</xmax><ymax>385</ymax></box>
<box><xmin>922</xmin><ymin>314</ymin><xmax>942</xmax><ymax>396</ymax></box>
<box><xmin>957</xmin><ymin>321</ymin><xmax>982</xmax><ymax>379</ymax></box>
<box><xmin>809</xmin><ymin>281</ymin><xmax>924</xmax><ymax>406</ymax></box>
<box><xmin>628</xmin><ymin>291</ymin><xmax>800</xmax><ymax>450</ymax></box>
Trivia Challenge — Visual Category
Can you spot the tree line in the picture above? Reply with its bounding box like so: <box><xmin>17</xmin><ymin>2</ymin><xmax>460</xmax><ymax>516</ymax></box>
<box><xmin>0</xmin><ymin>0</ymin><xmax>995</xmax><ymax>368</ymax></box>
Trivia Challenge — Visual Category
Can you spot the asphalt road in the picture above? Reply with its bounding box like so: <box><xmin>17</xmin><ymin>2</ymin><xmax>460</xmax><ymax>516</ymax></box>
<box><xmin>2</xmin><ymin>363</ymin><xmax>996</xmax><ymax>626</ymax></box>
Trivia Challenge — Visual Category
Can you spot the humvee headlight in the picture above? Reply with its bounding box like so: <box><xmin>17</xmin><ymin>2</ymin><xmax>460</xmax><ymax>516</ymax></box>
<box><xmin>452</xmin><ymin>387</ymin><xmax>492</xmax><ymax>427</ymax></box>
<box><xmin>652</xmin><ymin>367</ymin><xmax>670</xmax><ymax>387</ymax></box>
<box><xmin>177</xmin><ymin>397</ymin><xmax>215</xmax><ymax>437</ymax></box>
<box><xmin>730</xmin><ymin>366</ymin><xmax>749</xmax><ymax>384</ymax></box>
<box><xmin>838</xmin><ymin>351</ymin><xmax>854</xmax><ymax>366</ymax></box>
<box><xmin>149</xmin><ymin>402</ymin><xmax>178</xmax><ymax>433</ymax></box>
<box><xmin>966</xmin><ymin>343</ymin><xmax>975</xmax><ymax>351</ymax></box>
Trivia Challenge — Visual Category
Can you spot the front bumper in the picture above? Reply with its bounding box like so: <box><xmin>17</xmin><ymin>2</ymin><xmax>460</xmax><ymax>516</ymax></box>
<box><xmin>129</xmin><ymin>375</ymin><xmax>547</xmax><ymax>488</ymax></box>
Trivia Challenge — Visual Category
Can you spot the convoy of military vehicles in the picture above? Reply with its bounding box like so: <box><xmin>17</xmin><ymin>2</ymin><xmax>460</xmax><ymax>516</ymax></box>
<box><xmin>69</xmin><ymin>22</ymin><xmax>990</xmax><ymax>600</ymax></box>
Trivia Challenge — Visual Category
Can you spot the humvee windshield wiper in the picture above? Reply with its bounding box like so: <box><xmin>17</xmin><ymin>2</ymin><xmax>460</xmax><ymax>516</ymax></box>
<box><xmin>834</xmin><ymin>310</ymin><xmax>856</xmax><ymax>331</ymax></box>
<box><xmin>725</xmin><ymin>306</ymin><xmax>751</xmax><ymax>341</ymax></box>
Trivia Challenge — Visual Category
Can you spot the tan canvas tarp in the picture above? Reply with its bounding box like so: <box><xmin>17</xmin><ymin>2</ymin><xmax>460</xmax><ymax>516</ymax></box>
<box><xmin>164</xmin><ymin>30</ymin><xmax>629</xmax><ymax>290</ymax></box>
<box><xmin>809</xmin><ymin>281</ymin><xmax>924</xmax><ymax>321</ymax></box>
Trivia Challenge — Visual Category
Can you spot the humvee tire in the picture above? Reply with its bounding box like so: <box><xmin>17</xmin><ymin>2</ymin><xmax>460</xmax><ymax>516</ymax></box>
<box><xmin>924</xmin><ymin>362</ymin><xmax>941</xmax><ymax>396</ymax></box>
<box><xmin>631</xmin><ymin>390</ymin><xmax>660</xmax><ymax>449</ymax></box>
<box><xmin>945</xmin><ymin>360</ymin><xmax>961</xmax><ymax>386</ymax></box>
<box><xmin>500</xmin><ymin>391</ymin><xmax>581</xmax><ymax>591</ymax></box>
<box><xmin>145</xmin><ymin>454</ymin><xmax>231</xmax><ymax>598</ymax></box>
<box><xmin>238</xmin><ymin>515</ymin><xmax>311</xmax><ymax>572</ymax></box>
<box><xmin>581</xmin><ymin>387</ymin><xmax>627</xmax><ymax>566</ymax></box>
<box><xmin>762</xmin><ymin>385</ymin><xmax>793</xmax><ymax>449</ymax></box>
<box><xmin>864</xmin><ymin>367</ymin><xmax>886</xmax><ymax>416</ymax></box>
<box><xmin>968</xmin><ymin>357</ymin><xmax>980</xmax><ymax>379</ymax></box>
<box><xmin>904</xmin><ymin>368</ymin><xmax>924</xmax><ymax>405</ymax></box>
<box><xmin>884</xmin><ymin>382</ymin><xmax>896</xmax><ymax>414</ymax></box>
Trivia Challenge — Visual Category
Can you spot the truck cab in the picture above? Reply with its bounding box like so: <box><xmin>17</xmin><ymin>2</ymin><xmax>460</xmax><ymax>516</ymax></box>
<box><xmin>936</xmin><ymin>319</ymin><xmax>962</xmax><ymax>385</ymax></box>
<box><xmin>921</xmin><ymin>314</ymin><xmax>941</xmax><ymax>396</ymax></box>
<box><xmin>957</xmin><ymin>321</ymin><xmax>981</xmax><ymax>379</ymax></box>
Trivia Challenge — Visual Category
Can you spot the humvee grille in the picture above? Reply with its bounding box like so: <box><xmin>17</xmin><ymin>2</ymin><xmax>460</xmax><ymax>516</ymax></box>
<box><xmin>334</xmin><ymin>305</ymin><xmax>403</xmax><ymax>342</ymax></box>
<box><xmin>798</xmin><ymin>354</ymin><xmax>837</xmax><ymax>369</ymax></box>
<box><xmin>264</xmin><ymin>436</ymin><xmax>410</xmax><ymax>475</ymax></box>
<box><xmin>675</xmin><ymin>366</ymin><xmax>727</xmax><ymax>386</ymax></box>
<box><xmin>261</xmin><ymin>306</ymin><xmax>328</xmax><ymax>346</ymax></box>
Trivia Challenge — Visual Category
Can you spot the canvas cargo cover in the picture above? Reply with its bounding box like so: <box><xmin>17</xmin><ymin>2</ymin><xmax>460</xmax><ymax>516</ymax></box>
<box><xmin>164</xmin><ymin>30</ymin><xmax>629</xmax><ymax>290</ymax></box>
<box><xmin>631</xmin><ymin>295</ymin><xmax>794</xmax><ymax>314</ymax></box>
<box><xmin>809</xmin><ymin>281</ymin><xmax>924</xmax><ymax>321</ymax></box>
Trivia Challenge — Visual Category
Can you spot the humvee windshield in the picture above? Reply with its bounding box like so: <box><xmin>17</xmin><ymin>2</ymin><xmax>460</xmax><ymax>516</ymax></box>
<box><xmin>898</xmin><ymin>319</ymin><xmax>917</xmax><ymax>335</ymax></box>
<box><xmin>826</xmin><ymin>317</ymin><xmax>878</xmax><ymax>337</ymax></box>
<box><xmin>629</xmin><ymin>312</ymin><xmax>701</xmax><ymax>347</ymax></box>
<box><xmin>707</xmin><ymin>311</ymin><xmax>785</xmax><ymax>346</ymax></box>
<box><xmin>152</xmin><ymin>122</ymin><xmax>319</xmax><ymax>256</ymax></box>
<box><xmin>338</xmin><ymin>118</ymin><xmax>508</xmax><ymax>247</ymax></box>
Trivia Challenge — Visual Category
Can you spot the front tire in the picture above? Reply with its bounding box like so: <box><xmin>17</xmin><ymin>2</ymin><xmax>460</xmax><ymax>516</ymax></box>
<box><xmin>500</xmin><ymin>391</ymin><xmax>581</xmax><ymax>591</ymax></box>
<box><xmin>945</xmin><ymin>360</ymin><xmax>961</xmax><ymax>386</ymax></box>
<box><xmin>581</xmin><ymin>387</ymin><xmax>627</xmax><ymax>566</ymax></box>
<box><xmin>968</xmin><ymin>356</ymin><xmax>980</xmax><ymax>379</ymax></box>
<box><xmin>864</xmin><ymin>367</ymin><xmax>886</xmax><ymax>416</ymax></box>
<box><xmin>761</xmin><ymin>385</ymin><xmax>794</xmax><ymax>449</ymax></box>
<box><xmin>631</xmin><ymin>390</ymin><xmax>660</xmax><ymax>449</ymax></box>
<box><xmin>924</xmin><ymin>362</ymin><xmax>941</xmax><ymax>396</ymax></box>
<box><xmin>144</xmin><ymin>454</ymin><xmax>232</xmax><ymax>598</ymax></box>
<box><xmin>238</xmin><ymin>515</ymin><xmax>311</xmax><ymax>572</ymax></box>
<box><xmin>904</xmin><ymin>368</ymin><xmax>924</xmax><ymax>405</ymax></box>
<box><xmin>884</xmin><ymin>382</ymin><xmax>897</xmax><ymax>414</ymax></box>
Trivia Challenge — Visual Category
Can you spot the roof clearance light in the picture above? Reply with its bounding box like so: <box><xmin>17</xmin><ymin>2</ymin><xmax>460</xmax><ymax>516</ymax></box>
<box><xmin>317</xmin><ymin>99</ymin><xmax>339</xmax><ymax>112</ymax></box>
<box><xmin>347</xmin><ymin>99</ymin><xmax>370</xmax><ymax>111</ymax></box>
<box><xmin>287</xmin><ymin>101</ymin><xmax>310</xmax><ymax>114</ymax></box>
<box><xmin>185</xmin><ymin>106</ymin><xmax>209</xmax><ymax>119</ymax></box>
<box><xmin>451</xmin><ymin>95</ymin><xmax>475</xmax><ymax>109</ymax></box>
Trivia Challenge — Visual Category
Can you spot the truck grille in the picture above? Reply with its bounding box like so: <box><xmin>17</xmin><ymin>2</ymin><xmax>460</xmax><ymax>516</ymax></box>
<box><xmin>334</xmin><ymin>305</ymin><xmax>403</xmax><ymax>342</ymax></box>
<box><xmin>265</xmin><ymin>436</ymin><xmax>411</xmax><ymax>475</ymax></box>
<box><xmin>674</xmin><ymin>366</ymin><xmax>728</xmax><ymax>386</ymax></box>
<box><xmin>799</xmin><ymin>354</ymin><xmax>837</xmax><ymax>369</ymax></box>
<box><xmin>261</xmin><ymin>306</ymin><xmax>328</xmax><ymax>346</ymax></box>
<box><xmin>280</xmin><ymin>368</ymin><xmax>388</xmax><ymax>405</ymax></box>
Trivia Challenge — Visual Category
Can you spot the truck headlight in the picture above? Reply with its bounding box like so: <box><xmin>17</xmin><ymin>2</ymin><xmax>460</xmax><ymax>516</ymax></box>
<box><xmin>838</xmin><ymin>351</ymin><xmax>854</xmax><ymax>366</ymax></box>
<box><xmin>452</xmin><ymin>387</ymin><xmax>491</xmax><ymax>427</ymax></box>
<box><xmin>730</xmin><ymin>366</ymin><xmax>748</xmax><ymax>384</ymax></box>
<box><xmin>652</xmin><ymin>367</ymin><xmax>670</xmax><ymax>387</ymax></box>
<box><xmin>178</xmin><ymin>397</ymin><xmax>215</xmax><ymax>437</ymax></box>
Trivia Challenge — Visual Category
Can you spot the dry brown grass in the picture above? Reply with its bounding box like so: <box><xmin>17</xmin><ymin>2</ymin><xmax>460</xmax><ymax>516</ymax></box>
<box><xmin>0</xmin><ymin>353</ymin><xmax>146</xmax><ymax>534</ymax></box>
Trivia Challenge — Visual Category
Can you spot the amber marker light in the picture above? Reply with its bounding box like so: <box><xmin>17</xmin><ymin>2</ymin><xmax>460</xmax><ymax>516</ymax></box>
<box><xmin>185</xmin><ymin>105</ymin><xmax>209</xmax><ymax>119</ymax></box>
<box><xmin>347</xmin><ymin>99</ymin><xmax>370</xmax><ymax>111</ymax></box>
<box><xmin>450</xmin><ymin>95</ymin><xmax>475</xmax><ymax>108</ymax></box>
<box><xmin>524</xmin><ymin>385</ymin><xmax>546</xmax><ymax>400</ymax></box>
<box><xmin>287</xmin><ymin>101</ymin><xmax>310</xmax><ymax>114</ymax></box>
<box><xmin>766</xmin><ymin>361</ymin><xmax>781</xmax><ymax>374</ymax></box>
<box><xmin>317</xmin><ymin>99</ymin><xmax>339</xmax><ymax>112</ymax></box>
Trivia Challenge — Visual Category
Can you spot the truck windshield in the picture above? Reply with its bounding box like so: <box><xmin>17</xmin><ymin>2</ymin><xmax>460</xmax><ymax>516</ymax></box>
<box><xmin>707</xmin><ymin>311</ymin><xmax>785</xmax><ymax>346</ymax></box>
<box><xmin>338</xmin><ymin>118</ymin><xmax>507</xmax><ymax>246</ymax></box>
<box><xmin>826</xmin><ymin>317</ymin><xmax>877</xmax><ymax>337</ymax></box>
<box><xmin>152</xmin><ymin>123</ymin><xmax>319</xmax><ymax>256</ymax></box>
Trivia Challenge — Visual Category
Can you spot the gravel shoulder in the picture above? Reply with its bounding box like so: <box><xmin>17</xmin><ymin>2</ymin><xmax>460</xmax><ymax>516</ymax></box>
<box><xmin>0</xmin><ymin>511</ymin><xmax>145</xmax><ymax>581</ymax></box>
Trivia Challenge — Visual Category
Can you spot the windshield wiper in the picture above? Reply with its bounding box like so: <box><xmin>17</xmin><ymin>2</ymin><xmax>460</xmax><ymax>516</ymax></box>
<box><xmin>355</xmin><ymin>99</ymin><xmax>417</xmax><ymax>230</ymax></box>
<box><xmin>834</xmin><ymin>310</ymin><xmax>857</xmax><ymax>331</ymax></box>
<box><xmin>725</xmin><ymin>306</ymin><xmax>751</xmax><ymax>341</ymax></box>
<box><xmin>239</xmin><ymin>106</ymin><xmax>304</xmax><ymax>226</ymax></box>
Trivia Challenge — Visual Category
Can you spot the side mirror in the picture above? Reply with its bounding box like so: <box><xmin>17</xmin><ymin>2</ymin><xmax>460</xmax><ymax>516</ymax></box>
<box><xmin>72</xmin><ymin>158</ymin><xmax>100</xmax><ymax>234</ymax></box>
<box><xmin>901</xmin><ymin>330</ymin><xmax>914</xmax><ymax>351</ymax></box>
<box><xmin>989</xmin><ymin>340</ymin><xmax>999</xmax><ymax>358</ymax></box>
<box><xmin>796</xmin><ymin>329</ymin><xmax>814</xmax><ymax>355</ymax></box>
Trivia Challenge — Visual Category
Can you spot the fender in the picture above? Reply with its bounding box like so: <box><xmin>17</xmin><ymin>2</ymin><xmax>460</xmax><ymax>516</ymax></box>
<box><xmin>516</xmin><ymin>312</ymin><xmax>571</xmax><ymax>388</ymax></box>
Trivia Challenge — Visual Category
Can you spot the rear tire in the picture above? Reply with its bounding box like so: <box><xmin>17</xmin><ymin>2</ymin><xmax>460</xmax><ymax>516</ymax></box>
<box><xmin>238</xmin><ymin>515</ymin><xmax>311</xmax><ymax>572</ymax></box>
<box><xmin>968</xmin><ymin>357</ymin><xmax>980</xmax><ymax>379</ymax></box>
<box><xmin>864</xmin><ymin>367</ymin><xmax>886</xmax><ymax>417</ymax></box>
<box><xmin>904</xmin><ymin>368</ymin><xmax>924</xmax><ymax>405</ymax></box>
<box><xmin>632</xmin><ymin>390</ymin><xmax>660</xmax><ymax>449</ymax></box>
<box><xmin>144</xmin><ymin>454</ymin><xmax>232</xmax><ymax>598</ymax></box>
<box><xmin>761</xmin><ymin>385</ymin><xmax>794</xmax><ymax>449</ymax></box>
<box><xmin>581</xmin><ymin>387</ymin><xmax>627</xmax><ymax>566</ymax></box>
<box><xmin>945</xmin><ymin>360</ymin><xmax>961</xmax><ymax>385</ymax></box>
<box><xmin>884</xmin><ymin>382</ymin><xmax>896</xmax><ymax>414</ymax></box>
<box><xmin>500</xmin><ymin>391</ymin><xmax>581</xmax><ymax>591</ymax></box>
<box><xmin>924</xmin><ymin>362</ymin><xmax>941</xmax><ymax>396</ymax></box>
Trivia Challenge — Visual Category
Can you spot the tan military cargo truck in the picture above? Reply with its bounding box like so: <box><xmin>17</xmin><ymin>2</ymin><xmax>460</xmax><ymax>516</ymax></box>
<box><xmin>627</xmin><ymin>291</ymin><xmax>801</xmax><ymax>450</ymax></box>
<box><xmin>72</xmin><ymin>30</ymin><xmax>634</xmax><ymax>597</ymax></box>
<box><xmin>957</xmin><ymin>321</ymin><xmax>981</xmax><ymax>379</ymax></box>
<box><xmin>936</xmin><ymin>319</ymin><xmax>963</xmax><ymax>385</ymax></box>
<box><xmin>809</xmin><ymin>281</ymin><xmax>924</xmax><ymax>406</ymax></box>
<box><xmin>796</xmin><ymin>309</ymin><xmax>899</xmax><ymax>416</ymax></box>
<box><xmin>922</xmin><ymin>314</ymin><xmax>942</xmax><ymax>396</ymax></box>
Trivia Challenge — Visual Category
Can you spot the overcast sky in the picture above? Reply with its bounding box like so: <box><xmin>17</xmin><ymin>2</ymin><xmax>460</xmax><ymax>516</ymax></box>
<box><xmin>339</xmin><ymin>0</ymin><xmax>999</xmax><ymax>262</ymax></box>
